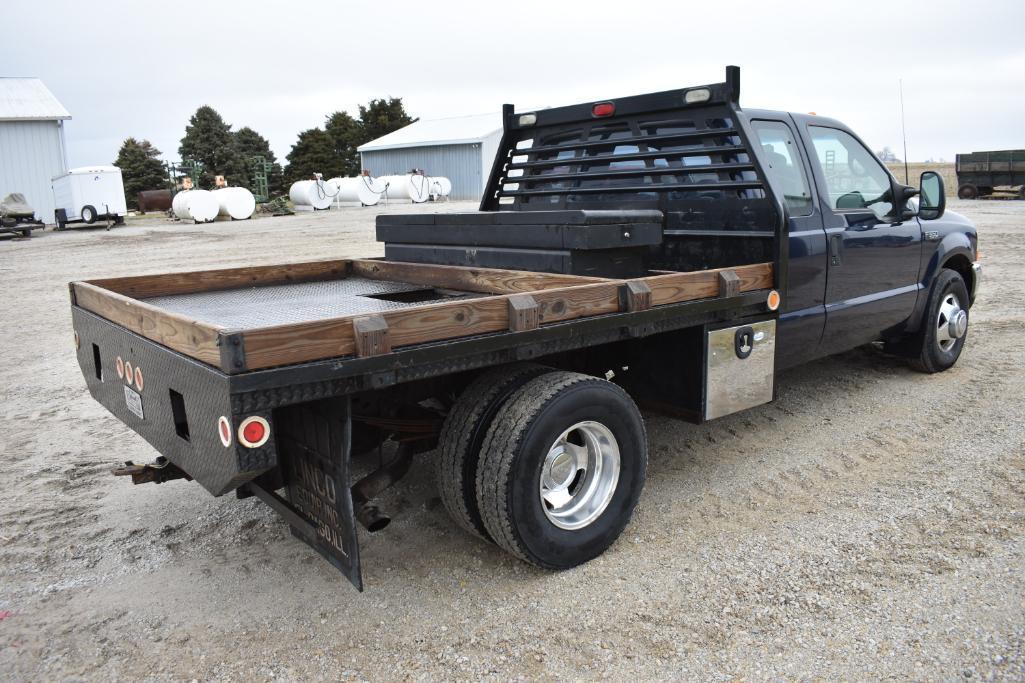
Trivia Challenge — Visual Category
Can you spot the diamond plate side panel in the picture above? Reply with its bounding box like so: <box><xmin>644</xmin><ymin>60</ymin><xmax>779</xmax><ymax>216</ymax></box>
<box><xmin>72</xmin><ymin>307</ymin><xmax>276</xmax><ymax>496</ymax></box>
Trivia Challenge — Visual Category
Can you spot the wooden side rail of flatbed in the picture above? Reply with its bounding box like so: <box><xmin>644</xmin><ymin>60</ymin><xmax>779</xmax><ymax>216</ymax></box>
<box><xmin>69</xmin><ymin>258</ymin><xmax>774</xmax><ymax>374</ymax></box>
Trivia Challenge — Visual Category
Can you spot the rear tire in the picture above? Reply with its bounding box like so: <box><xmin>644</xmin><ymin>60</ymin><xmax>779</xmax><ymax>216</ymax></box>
<box><xmin>476</xmin><ymin>372</ymin><xmax>647</xmax><ymax>569</ymax></box>
<box><xmin>957</xmin><ymin>184</ymin><xmax>978</xmax><ymax>200</ymax></box>
<box><xmin>435</xmin><ymin>363</ymin><xmax>550</xmax><ymax>541</ymax></box>
<box><xmin>909</xmin><ymin>269</ymin><xmax>970</xmax><ymax>373</ymax></box>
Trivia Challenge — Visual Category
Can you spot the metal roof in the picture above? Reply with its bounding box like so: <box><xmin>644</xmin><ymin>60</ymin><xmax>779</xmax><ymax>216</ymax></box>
<box><xmin>358</xmin><ymin>112</ymin><xmax>502</xmax><ymax>152</ymax></box>
<box><xmin>0</xmin><ymin>78</ymin><xmax>71</xmax><ymax>121</ymax></box>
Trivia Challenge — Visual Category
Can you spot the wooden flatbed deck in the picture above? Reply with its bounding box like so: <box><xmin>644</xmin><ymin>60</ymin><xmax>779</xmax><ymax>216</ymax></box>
<box><xmin>70</xmin><ymin>259</ymin><xmax>773</xmax><ymax>374</ymax></box>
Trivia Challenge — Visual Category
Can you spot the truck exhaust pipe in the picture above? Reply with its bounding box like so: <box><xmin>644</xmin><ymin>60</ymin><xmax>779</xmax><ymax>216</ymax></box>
<box><xmin>350</xmin><ymin>444</ymin><xmax>415</xmax><ymax>533</ymax></box>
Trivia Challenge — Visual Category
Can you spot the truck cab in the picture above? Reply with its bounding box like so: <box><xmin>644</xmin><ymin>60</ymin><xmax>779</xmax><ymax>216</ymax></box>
<box><xmin>744</xmin><ymin>109</ymin><xmax>979</xmax><ymax>369</ymax></box>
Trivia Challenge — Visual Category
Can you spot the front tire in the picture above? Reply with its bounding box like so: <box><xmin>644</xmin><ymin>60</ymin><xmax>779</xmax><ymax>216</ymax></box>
<box><xmin>476</xmin><ymin>372</ymin><xmax>647</xmax><ymax>569</ymax></box>
<box><xmin>81</xmin><ymin>205</ymin><xmax>97</xmax><ymax>224</ymax></box>
<box><xmin>910</xmin><ymin>269</ymin><xmax>970</xmax><ymax>373</ymax></box>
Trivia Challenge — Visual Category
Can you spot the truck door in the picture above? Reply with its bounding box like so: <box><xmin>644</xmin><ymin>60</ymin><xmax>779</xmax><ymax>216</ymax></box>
<box><xmin>801</xmin><ymin>124</ymin><xmax>922</xmax><ymax>354</ymax></box>
<box><xmin>749</xmin><ymin>118</ymin><xmax>827</xmax><ymax>369</ymax></box>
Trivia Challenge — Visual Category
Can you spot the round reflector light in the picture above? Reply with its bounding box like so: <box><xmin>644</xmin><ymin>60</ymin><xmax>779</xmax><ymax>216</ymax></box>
<box><xmin>134</xmin><ymin>366</ymin><xmax>144</xmax><ymax>391</ymax></box>
<box><xmin>115</xmin><ymin>356</ymin><xmax>124</xmax><ymax>379</ymax></box>
<box><xmin>218</xmin><ymin>416</ymin><xmax>232</xmax><ymax>447</ymax></box>
<box><xmin>124</xmin><ymin>361</ymin><xmax>134</xmax><ymax>386</ymax></box>
<box><xmin>767</xmin><ymin>290</ymin><xmax>781</xmax><ymax>311</ymax></box>
<box><xmin>238</xmin><ymin>416</ymin><xmax>270</xmax><ymax>448</ymax></box>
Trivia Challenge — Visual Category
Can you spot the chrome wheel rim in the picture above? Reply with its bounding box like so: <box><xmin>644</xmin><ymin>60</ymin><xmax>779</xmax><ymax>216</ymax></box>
<box><xmin>936</xmin><ymin>292</ymin><xmax>967</xmax><ymax>352</ymax></box>
<box><xmin>539</xmin><ymin>421</ymin><xmax>620</xmax><ymax>530</ymax></box>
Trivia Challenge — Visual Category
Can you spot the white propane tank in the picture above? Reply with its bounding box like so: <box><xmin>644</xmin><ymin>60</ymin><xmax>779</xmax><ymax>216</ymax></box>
<box><xmin>172</xmin><ymin>189</ymin><xmax>219</xmax><ymax>223</ymax></box>
<box><xmin>326</xmin><ymin>176</ymin><xmax>385</xmax><ymax>206</ymax></box>
<box><xmin>289</xmin><ymin>179</ymin><xmax>334</xmax><ymax>210</ymax></box>
<box><xmin>214</xmin><ymin>187</ymin><xmax>256</xmax><ymax>220</ymax></box>
<box><xmin>380</xmin><ymin>174</ymin><xmax>431</xmax><ymax>203</ymax></box>
<box><xmin>428</xmin><ymin>176</ymin><xmax>452</xmax><ymax>198</ymax></box>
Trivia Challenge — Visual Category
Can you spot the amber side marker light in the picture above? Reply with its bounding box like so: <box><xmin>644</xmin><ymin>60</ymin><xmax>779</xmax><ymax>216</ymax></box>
<box><xmin>767</xmin><ymin>290</ymin><xmax>781</xmax><ymax>311</ymax></box>
<box><xmin>134</xmin><ymin>366</ymin><xmax>144</xmax><ymax>391</ymax></box>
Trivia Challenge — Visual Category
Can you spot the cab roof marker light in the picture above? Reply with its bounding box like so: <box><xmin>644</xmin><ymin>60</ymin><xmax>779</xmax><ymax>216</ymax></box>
<box><xmin>684</xmin><ymin>88</ymin><xmax>711</xmax><ymax>104</ymax></box>
<box><xmin>518</xmin><ymin>113</ymin><xmax>537</xmax><ymax>126</ymax></box>
<box><xmin>591</xmin><ymin>102</ymin><xmax>615</xmax><ymax>117</ymax></box>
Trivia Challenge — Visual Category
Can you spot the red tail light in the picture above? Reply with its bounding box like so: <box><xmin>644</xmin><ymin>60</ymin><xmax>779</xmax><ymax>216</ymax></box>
<box><xmin>591</xmin><ymin>102</ymin><xmax>615</xmax><ymax>117</ymax></box>
<box><xmin>238</xmin><ymin>416</ymin><xmax>270</xmax><ymax>448</ymax></box>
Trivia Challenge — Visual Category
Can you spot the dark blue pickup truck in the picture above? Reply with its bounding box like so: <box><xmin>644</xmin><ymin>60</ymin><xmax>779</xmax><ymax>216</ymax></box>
<box><xmin>71</xmin><ymin>67</ymin><xmax>980</xmax><ymax>590</ymax></box>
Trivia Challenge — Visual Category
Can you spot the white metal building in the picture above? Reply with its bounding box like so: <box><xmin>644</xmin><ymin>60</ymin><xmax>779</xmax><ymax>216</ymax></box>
<box><xmin>358</xmin><ymin>113</ymin><xmax>503</xmax><ymax>201</ymax></box>
<box><xmin>0</xmin><ymin>78</ymin><xmax>71</xmax><ymax>224</ymax></box>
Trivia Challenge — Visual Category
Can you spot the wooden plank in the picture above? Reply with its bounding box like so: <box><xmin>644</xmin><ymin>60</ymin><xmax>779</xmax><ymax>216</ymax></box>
<box><xmin>72</xmin><ymin>282</ymin><xmax>223</xmax><ymax>367</ymax></box>
<box><xmin>718</xmin><ymin>270</ymin><xmax>741</xmax><ymax>298</ymax></box>
<box><xmin>644</xmin><ymin>263</ymin><xmax>773</xmax><ymax>307</ymax></box>
<box><xmin>353</xmin><ymin>316</ymin><xmax>391</xmax><ymax>357</ymax></box>
<box><xmin>507</xmin><ymin>295</ymin><xmax>539</xmax><ymax>331</ymax></box>
<box><xmin>619</xmin><ymin>280</ymin><xmax>652</xmax><ymax>312</ymax></box>
<box><xmin>349</xmin><ymin>259</ymin><xmax>608</xmax><ymax>294</ymax></box>
<box><xmin>384</xmin><ymin>297</ymin><xmax>509</xmax><ymax>348</ymax></box>
<box><xmin>240</xmin><ymin>318</ymin><xmax>357</xmax><ymax>371</ymax></box>
<box><xmin>86</xmin><ymin>259</ymin><xmax>353</xmax><ymax>299</ymax></box>
<box><xmin>532</xmin><ymin>283</ymin><xmax>621</xmax><ymax>323</ymax></box>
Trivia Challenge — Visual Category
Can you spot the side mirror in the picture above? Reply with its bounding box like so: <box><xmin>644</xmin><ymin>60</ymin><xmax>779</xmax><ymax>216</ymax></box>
<box><xmin>898</xmin><ymin>184</ymin><xmax>919</xmax><ymax>221</ymax></box>
<box><xmin>919</xmin><ymin>171</ymin><xmax>945</xmax><ymax>220</ymax></box>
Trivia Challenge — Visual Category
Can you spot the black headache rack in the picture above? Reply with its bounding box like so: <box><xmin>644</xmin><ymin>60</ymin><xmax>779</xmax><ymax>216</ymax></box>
<box><xmin>381</xmin><ymin>66</ymin><xmax>787</xmax><ymax>283</ymax></box>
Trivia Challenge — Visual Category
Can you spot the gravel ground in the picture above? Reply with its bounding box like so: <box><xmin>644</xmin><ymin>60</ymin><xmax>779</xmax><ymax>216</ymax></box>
<box><xmin>1</xmin><ymin>199</ymin><xmax>1023</xmax><ymax>681</ymax></box>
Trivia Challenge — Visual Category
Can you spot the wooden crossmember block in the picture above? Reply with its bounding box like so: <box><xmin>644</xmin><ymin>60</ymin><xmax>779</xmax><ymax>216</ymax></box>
<box><xmin>353</xmin><ymin>315</ymin><xmax>391</xmax><ymax>357</ymax></box>
<box><xmin>718</xmin><ymin>270</ymin><xmax>741</xmax><ymax>298</ymax></box>
<box><xmin>618</xmin><ymin>280</ymin><xmax>652</xmax><ymax>312</ymax></box>
<box><xmin>507</xmin><ymin>294</ymin><xmax>539</xmax><ymax>331</ymax></box>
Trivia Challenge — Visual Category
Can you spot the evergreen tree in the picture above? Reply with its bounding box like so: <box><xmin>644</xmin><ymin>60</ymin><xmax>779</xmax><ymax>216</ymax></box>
<box><xmin>235</xmin><ymin>126</ymin><xmax>285</xmax><ymax>197</ymax></box>
<box><xmin>285</xmin><ymin>128</ymin><xmax>338</xmax><ymax>183</ymax></box>
<box><xmin>179</xmin><ymin>106</ymin><xmax>251</xmax><ymax>189</ymax></box>
<box><xmin>113</xmin><ymin>138</ymin><xmax>167</xmax><ymax>209</ymax></box>
<box><xmin>358</xmin><ymin>97</ymin><xmax>416</xmax><ymax>144</ymax></box>
<box><xmin>324</xmin><ymin>111</ymin><xmax>362</xmax><ymax>177</ymax></box>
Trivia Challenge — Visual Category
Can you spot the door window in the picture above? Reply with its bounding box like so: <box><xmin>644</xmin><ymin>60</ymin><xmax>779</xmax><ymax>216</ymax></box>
<box><xmin>751</xmin><ymin>120</ymin><xmax>813</xmax><ymax>216</ymax></box>
<box><xmin>809</xmin><ymin>126</ymin><xmax>893</xmax><ymax>219</ymax></box>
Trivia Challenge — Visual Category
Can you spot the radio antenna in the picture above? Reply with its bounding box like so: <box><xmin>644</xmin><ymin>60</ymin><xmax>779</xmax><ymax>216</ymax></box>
<box><xmin>899</xmin><ymin>78</ymin><xmax>909</xmax><ymax>183</ymax></box>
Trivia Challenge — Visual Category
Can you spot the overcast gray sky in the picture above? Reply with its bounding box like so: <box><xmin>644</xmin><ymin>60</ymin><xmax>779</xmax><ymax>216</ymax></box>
<box><xmin>4</xmin><ymin>0</ymin><xmax>1023</xmax><ymax>168</ymax></box>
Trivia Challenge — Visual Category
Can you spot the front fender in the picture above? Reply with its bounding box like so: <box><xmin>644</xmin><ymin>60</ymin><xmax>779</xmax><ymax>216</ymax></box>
<box><xmin>907</xmin><ymin>230</ymin><xmax>976</xmax><ymax>333</ymax></box>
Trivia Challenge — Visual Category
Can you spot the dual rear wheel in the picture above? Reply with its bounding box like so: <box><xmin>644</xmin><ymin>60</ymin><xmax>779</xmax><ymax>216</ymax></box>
<box><xmin>435</xmin><ymin>365</ymin><xmax>647</xmax><ymax>569</ymax></box>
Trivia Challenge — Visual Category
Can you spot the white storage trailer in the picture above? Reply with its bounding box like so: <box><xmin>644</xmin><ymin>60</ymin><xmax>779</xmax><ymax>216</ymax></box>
<box><xmin>52</xmin><ymin>166</ymin><xmax>127</xmax><ymax>229</ymax></box>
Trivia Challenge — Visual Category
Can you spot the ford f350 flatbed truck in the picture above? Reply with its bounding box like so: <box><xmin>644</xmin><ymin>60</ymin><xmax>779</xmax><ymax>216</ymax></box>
<box><xmin>71</xmin><ymin>67</ymin><xmax>980</xmax><ymax>591</ymax></box>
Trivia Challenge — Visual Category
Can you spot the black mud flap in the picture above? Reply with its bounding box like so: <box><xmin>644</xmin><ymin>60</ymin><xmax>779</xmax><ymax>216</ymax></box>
<box><xmin>243</xmin><ymin>397</ymin><xmax>362</xmax><ymax>590</ymax></box>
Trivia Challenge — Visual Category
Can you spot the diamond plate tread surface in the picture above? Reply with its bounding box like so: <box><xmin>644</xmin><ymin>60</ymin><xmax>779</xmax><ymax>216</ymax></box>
<box><xmin>143</xmin><ymin>277</ymin><xmax>481</xmax><ymax>329</ymax></box>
